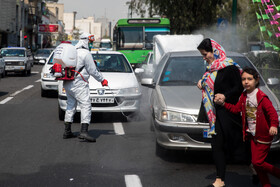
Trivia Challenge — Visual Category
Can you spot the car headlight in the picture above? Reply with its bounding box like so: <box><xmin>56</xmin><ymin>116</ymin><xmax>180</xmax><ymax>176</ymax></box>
<box><xmin>19</xmin><ymin>61</ymin><xmax>24</xmax><ymax>65</ymax></box>
<box><xmin>118</xmin><ymin>87</ymin><xmax>139</xmax><ymax>94</ymax></box>
<box><xmin>62</xmin><ymin>87</ymin><xmax>66</xmax><ymax>94</ymax></box>
<box><xmin>43</xmin><ymin>73</ymin><xmax>53</xmax><ymax>78</ymax></box>
<box><xmin>160</xmin><ymin>110</ymin><xmax>197</xmax><ymax>122</ymax></box>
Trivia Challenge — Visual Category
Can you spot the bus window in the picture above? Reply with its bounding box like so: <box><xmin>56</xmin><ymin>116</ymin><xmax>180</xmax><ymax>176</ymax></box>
<box><xmin>145</xmin><ymin>27</ymin><xmax>170</xmax><ymax>49</ymax></box>
<box><xmin>118</xmin><ymin>27</ymin><xmax>143</xmax><ymax>49</ymax></box>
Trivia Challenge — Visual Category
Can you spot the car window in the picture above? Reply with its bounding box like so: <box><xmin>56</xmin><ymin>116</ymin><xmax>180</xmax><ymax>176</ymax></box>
<box><xmin>230</xmin><ymin>56</ymin><xmax>265</xmax><ymax>86</ymax></box>
<box><xmin>47</xmin><ymin>53</ymin><xmax>54</xmax><ymax>65</ymax></box>
<box><xmin>92</xmin><ymin>54</ymin><xmax>132</xmax><ymax>73</ymax></box>
<box><xmin>159</xmin><ymin>56</ymin><xmax>207</xmax><ymax>86</ymax></box>
<box><xmin>149</xmin><ymin>53</ymin><xmax>154</xmax><ymax>64</ymax></box>
<box><xmin>153</xmin><ymin>54</ymin><xmax>169</xmax><ymax>82</ymax></box>
<box><xmin>1</xmin><ymin>49</ymin><xmax>25</xmax><ymax>57</ymax></box>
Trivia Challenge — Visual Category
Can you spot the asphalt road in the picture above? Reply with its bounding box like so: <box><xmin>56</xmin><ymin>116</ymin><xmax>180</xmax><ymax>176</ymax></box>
<box><xmin>0</xmin><ymin>65</ymin><xmax>279</xmax><ymax>187</ymax></box>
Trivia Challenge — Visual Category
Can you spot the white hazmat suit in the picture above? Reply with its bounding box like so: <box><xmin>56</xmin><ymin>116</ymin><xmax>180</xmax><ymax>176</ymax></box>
<box><xmin>63</xmin><ymin>33</ymin><xmax>106</xmax><ymax>141</ymax></box>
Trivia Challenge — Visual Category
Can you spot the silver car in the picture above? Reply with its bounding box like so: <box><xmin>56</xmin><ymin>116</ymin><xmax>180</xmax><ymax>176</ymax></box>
<box><xmin>0</xmin><ymin>53</ymin><xmax>5</xmax><ymax>78</ymax></box>
<box><xmin>0</xmin><ymin>47</ymin><xmax>32</xmax><ymax>76</ymax></box>
<box><xmin>58</xmin><ymin>51</ymin><xmax>142</xmax><ymax>121</ymax></box>
<box><xmin>141</xmin><ymin>51</ymin><xmax>280</xmax><ymax>151</ymax></box>
<box><xmin>34</xmin><ymin>48</ymin><xmax>53</xmax><ymax>64</ymax></box>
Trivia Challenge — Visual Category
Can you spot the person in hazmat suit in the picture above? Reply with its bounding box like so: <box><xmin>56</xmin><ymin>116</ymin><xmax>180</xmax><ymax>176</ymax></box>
<box><xmin>63</xmin><ymin>32</ymin><xmax>108</xmax><ymax>142</ymax></box>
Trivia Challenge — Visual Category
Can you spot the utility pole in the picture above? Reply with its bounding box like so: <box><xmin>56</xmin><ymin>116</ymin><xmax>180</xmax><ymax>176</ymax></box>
<box><xmin>130</xmin><ymin>0</ymin><xmax>133</xmax><ymax>18</ymax></box>
<box><xmin>232</xmin><ymin>0</ymin><xmax>237</xmax><ymax>51</ymax></box>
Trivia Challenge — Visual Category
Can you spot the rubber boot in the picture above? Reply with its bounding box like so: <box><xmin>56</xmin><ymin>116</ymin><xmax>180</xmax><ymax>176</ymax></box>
<box><xmin>63</xmin><ymin>122</ymin><xmax>76</xmax><ymax>139</ymax></box>
<box><xmin>78</xmin><ymin>123</ymin><xmax>96</xmax><ymax>142</ymax></box>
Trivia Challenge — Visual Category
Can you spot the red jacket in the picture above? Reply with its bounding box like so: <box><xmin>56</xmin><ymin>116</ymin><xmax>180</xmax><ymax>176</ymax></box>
<box><xmin>224</xmin><ymin>89</ymin><xmax>279</xmax><ymax>142</ymax></box>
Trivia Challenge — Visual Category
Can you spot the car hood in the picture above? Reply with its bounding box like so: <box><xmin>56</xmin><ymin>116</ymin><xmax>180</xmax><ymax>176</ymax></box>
<box><xmin>159</xmin><ymin>85</ymin><xmax>202</xmax><ymax>114</ymax></box>
<box><xmin>88</xmin><ymin>72</ymin><xmax>139</xmax><ymax>89</ymax></box>
<box><xmin>3</xmin><ymin>57</ymin><xmax>25</xmax><ymax>61</ymax></box>
<box><xmin>41</xmin><ymin>64</ymin><xmax>53</xmax><ymax>73</ymax></box>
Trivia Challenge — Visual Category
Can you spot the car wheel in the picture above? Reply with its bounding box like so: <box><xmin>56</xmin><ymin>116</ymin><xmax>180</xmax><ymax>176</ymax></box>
<box><xmin>1</xmin><ymin>70</ymin><xmax>5</xmax><ymax>78</ymax></box>
<box><xmin>58</xmin><ymin>105</ymin><xmax>65</xmax><ymax>121</ymax></box>
<box><xmin>156</xmin><ymin>141</ymin><xmax>169</xmax><ymax>157</ymax></box>
<box><xmin>22</xmin><ymin>69</ymin><xmax>27</xmax><ymax>76</ymax></box>
<box><xmin>41</xmin><ymin>88</ymin><xmax>48</xmax><ymax>97</ymax></box>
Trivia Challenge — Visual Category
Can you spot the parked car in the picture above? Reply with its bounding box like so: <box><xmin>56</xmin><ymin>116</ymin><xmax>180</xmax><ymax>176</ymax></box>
<box><xmin>40</xmin><ymin>51</ymin><xmax>58</xmax><ymax>97</ymax></box>
<box><xmin>141</xmin><ymin>51</ymin><xmax>154</xmax><ymax>78</ymax></box>
<box><xmin>0</xmin><ymin>47</ymin><xmax>32</xmax><ymax>76</ymax></box>
<box><xmin>0</xmin><ymin>53</ymin><xmax>5</xmax><ymax>78</ymax></box>
<box><xmin>141</xmin><ymin>50</ymin><xmax>280</xmax><ymax>152</ymax></box>
<box><xmin>34</xmin><ymin>48</ymin><xmax>53</xmax><ymax>64</ymax></box>
<box><xmin>58</xmin><ymin>51</ymin><xmax>142</xmax><ymax>120</ymax></box>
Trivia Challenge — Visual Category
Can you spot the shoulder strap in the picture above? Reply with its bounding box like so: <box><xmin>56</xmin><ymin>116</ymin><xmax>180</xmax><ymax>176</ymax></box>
<box><xmin>75</xmin><ymin>66</ymin><xmax>85</xmax><ymax>77</ymax></box>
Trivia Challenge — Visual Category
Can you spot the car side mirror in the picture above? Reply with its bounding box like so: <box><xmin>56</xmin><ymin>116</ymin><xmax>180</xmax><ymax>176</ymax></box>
<box><xmin>267</xmin><ymin>78</ymin><xmax>279</xmax><ymax>86</ymax></box>
<box><xmin>134</xmin><ymin>68</ymin><xmax>144</xmax><ymax>74</ymax></box>
<box><xmin>141</xmin><ymin>78</ymin><xmax>155</xmax><ymax>88</ymax></box>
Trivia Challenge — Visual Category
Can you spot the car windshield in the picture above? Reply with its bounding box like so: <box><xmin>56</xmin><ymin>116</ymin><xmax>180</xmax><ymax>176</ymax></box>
<box><xmin>36</xmin><ymin>49</ymin><xmax>51</xmax><ymax>55</ymax></box>
<box><xmin>92</xmin><ymin>54</ymin><xmax>132</xmax><ymax>73</ymax></box>
<box><xmin>159</xmin><ymin>55</ymin><xmax>265</xmax><ymax>86</ymax></box>
<box><xmin>1</xmin><ymin>49</ymin><xmax>25</xmax><ymax>57</ymax></box>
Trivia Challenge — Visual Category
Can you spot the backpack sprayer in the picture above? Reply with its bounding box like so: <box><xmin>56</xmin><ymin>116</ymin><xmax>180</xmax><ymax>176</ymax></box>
<box><xmin>50</xmin><ymin>42</ymin><xmax>88</xmax><ymax>83</ymax></box>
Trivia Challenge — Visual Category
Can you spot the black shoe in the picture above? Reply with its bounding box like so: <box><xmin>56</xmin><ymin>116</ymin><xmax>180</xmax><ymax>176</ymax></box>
<box><xmin>63</xmin><ymin>132</ymin><xmax>77</xmax><ymax>139</ymax></box>
<box><xmin>252</xmin><ymin>174</ymin><xmax>259</xmax><ymax>185</ymax></box>
<box><xmin>63</xmin><ymin>122</ymin><xmax>77</xmax><ymax>139</ymax></box>
<box><xmin>79</xmin><ymin>123</ymin><xmax>96</xmax><ymax>142</ymax></box>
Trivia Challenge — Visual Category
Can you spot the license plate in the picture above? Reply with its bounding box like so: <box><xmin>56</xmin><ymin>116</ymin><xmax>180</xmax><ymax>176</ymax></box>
<box><xmin>5</xmin><ymin>66</ymin><xmax>14</xmax><ymax>70</ymax></box>
<box><xmin>91</xmin><ymin>98</ymin><xmax>114</xmax><ymax>103</ymax></box>
<box><xmin>203</xmin><ymin>128</ymin><xmax>212</xmax><ymax>138</ymax></box>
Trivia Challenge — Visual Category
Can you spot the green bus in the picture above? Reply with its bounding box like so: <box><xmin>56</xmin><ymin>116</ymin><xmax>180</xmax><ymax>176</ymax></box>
<box><xmin>113</xmin><ymin>18</ymin><xmax>170</xmax><ymax>68</ymax></box>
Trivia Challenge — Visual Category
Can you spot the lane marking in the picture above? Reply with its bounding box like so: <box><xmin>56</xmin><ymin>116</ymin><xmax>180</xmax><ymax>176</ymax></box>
<box><xmin>31</xmin><ymin>71</ymin><xmax>39</xmax><ymax>74</ymax></box>
<box><xmin>10</xmin><ymin>85</ymin><xmax>34</xmax><ymax>97</ymax></box>
<box><xmin>113</xmin><ymin>122</ymin><xmax>125</xmax><ymax>135</ymax></box>
<box><xmin>35</xmin><ymin>79</ymin><xmax>41</xmax><ymax>82</ymax></box>
<box><xmin>0</xmin><ymin>97</ymin><xmax>13</xmax><ymax>104</ymax></box>
<box><xmin>125</xmin><ymin>175</ymin><xmax>142</xmax><ymax>187</ymax></box>
<box><xmin>0</xmin><ymin>85</ymin><xmax>34</xmax><ymax>104</ymax></box>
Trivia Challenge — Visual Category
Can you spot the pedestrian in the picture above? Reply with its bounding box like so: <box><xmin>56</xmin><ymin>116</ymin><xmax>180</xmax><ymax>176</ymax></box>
<box><xmin>63</xmin><ymin>32</ymin><xmax>108</xmax><ymax>142</ymax></box>
<box><xmin>215</xmin><ymin>67</ymin><xmax>280</xmax><ymax>187</ymax></box>
<box><xmin>197</xmin><ymin>38</ymin><xmax>245</xmax><ymax>187</ymax></box>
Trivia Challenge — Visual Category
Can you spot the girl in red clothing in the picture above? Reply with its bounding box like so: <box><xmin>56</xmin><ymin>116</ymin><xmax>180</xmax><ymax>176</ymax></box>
<box><xmin>215</xmin><ymin>67</ymin><xmax>280</xmax><ymax>187</ymax></box>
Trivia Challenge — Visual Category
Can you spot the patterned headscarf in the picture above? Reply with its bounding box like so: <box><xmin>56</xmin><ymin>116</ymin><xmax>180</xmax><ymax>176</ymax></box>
<box><xmin>200</xmin><ymin>39</ymin><xmax>242</xmax><ymax>135</ymax></box>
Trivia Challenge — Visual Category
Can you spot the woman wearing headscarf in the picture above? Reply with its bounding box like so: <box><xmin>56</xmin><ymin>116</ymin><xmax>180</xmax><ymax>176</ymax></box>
<box><xmin>197</xmin><ymin>38</ymin><xmax>245</xmax><ymax>187</ymax></box>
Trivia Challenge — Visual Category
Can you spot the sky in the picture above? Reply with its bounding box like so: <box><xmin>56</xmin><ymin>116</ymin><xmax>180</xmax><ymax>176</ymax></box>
<box><xmin>58</xmin><ymin>0</ymin><xmax>133</xmax><ymax>25</ymax></box>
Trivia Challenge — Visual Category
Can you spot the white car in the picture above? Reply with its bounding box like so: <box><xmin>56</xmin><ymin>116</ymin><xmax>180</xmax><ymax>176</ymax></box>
<box><xmin>141</xmin><ymin>51</ymin><xmax>154</xmax><ymax>78</ymax></box>
<box><xmin>58</xmin><ymin>51</ymin><xmax>142</xmax><ymax>120</ymax></box>
<box><xmin>40</xmin><ymin>51</ymin><xmax>58</xmax><ymax>97</ymax></box>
